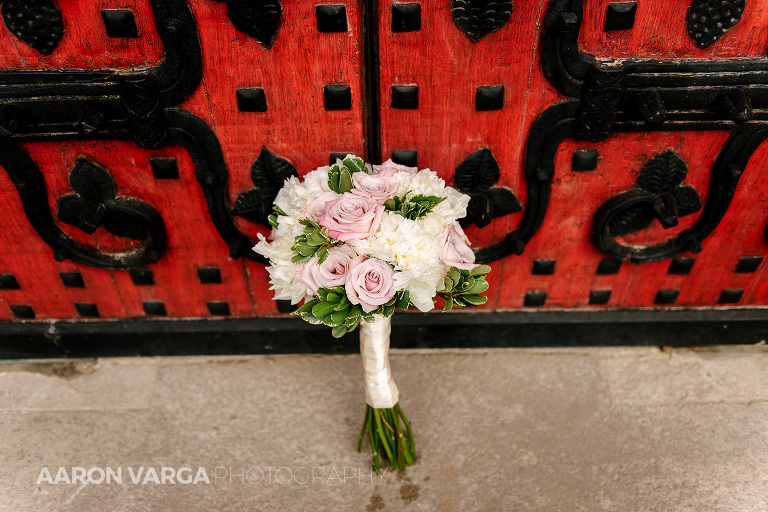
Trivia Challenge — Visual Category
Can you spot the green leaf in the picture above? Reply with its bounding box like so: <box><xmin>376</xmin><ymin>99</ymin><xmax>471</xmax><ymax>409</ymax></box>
<box><xmin>291</xmin><ymin>253</ymin><xmax>312</xmax><ymax>264</ymax></box>
<box><xmin>312</xmin><ymin>301</ymin><xmax>336</xmax><ymax>318</ymax></box>
<box><xmin>331</xmin><ymin>325</ymin><xmax>349</xmax><ymax>338</ymax></box>
<box><xmin>326</xmin><ymin>291</ymin><xmax>341</xmax><ymax>303</ymax></box>
<box><xmin>268</xmin><ymin>214</ymin><xmax>279</xmax><ymax>228</ymax></box>
<box><xmin>343</xmin><ymin>156</ymin><xmax>364</xmax><ymax>174</ymax></box>
<box><xmin>339</xmin><ymin>168</ymin><xmax>353</xmax><ymax>193</ymax></box>
<box><xmin>442</xmin><ymin>295</ymin><xmax>453</xmax><ymax>312</ymax></box>
<box><xmin>293</xmin><ymin>299</ymin><xmax>320</xmax><ymax>316</ymax></box>
<box><xmin>344</xmin><ymin>316</ymin><xmax>360</xmax><ymax>330</ymax></box>
<box><xmin>329</xmin><ymin>309</ymin><xmax>348</xmax><ymax>326</ymax></box>
<box><xmin>316</xmin><ymin>247</ymin><xmax>329</xmax><ymax>264</ymax></box>
<box><xmin>300</xmin><ymin>312</ymin><xmax>324</xmax><ymax>325</ymax></box>
<box><xmin>295</xmin><ymin>243</ymin><xmax>314</xmax><ymax>257</ymax></box>
<box><xmin>463</xmin><ymin>295</ymin><xmax>488</xmax><ymax>306</ymax></box>
<box><xmin>466</xmin><ymin>279</ymin><xmax>489</xmax><ymax>295</ymax></box>
<box><xmin>447</xmin><ymin>267</ymin><xmax>461</xmax><ymax>285</ymax></box>
<box><xmin>457</xmin><ymin>276</ymin><xmax>474</xmax><ymax>292</ymax></box>
<box><xmin>471</xmin><ymin>264</ymin><xmax>492</xmax><ymax>276</ymax></box>
<box><xmin>383</xmin><ymin>198</ymin><xmax>396</xmax><ymax>210</ymax></box>
<box><xmin>309</xmin><ymin>231</ymin><xmax>326</xmax><ymax>246</ymax></box>
<box><xmin>396</xmin><ymin>290</ymin><xmax>410</xmax><ymax>310</ymax></box>
<box><xmin>273</xmin><ymin>205</ymin><xmax>287</xmax><ymax>217</ymax></box>
<box><xmin>452</xmin><ymin>296</ymin><xmax>467</xmax><ymax>307</ymax></box>
<box><xmin>443</xmin><ymin>276</ymin><xmax>454</xmax><ymax>292</ymax></box>
<box><xmin>383</xmin><ymin>303</ymin><xmax>395</xmax><ymax>317</ymax></box>
<box><xmin>334</xmin><ymin>296</ymin><xmax>350</xmax><ymax>311</ymax></box>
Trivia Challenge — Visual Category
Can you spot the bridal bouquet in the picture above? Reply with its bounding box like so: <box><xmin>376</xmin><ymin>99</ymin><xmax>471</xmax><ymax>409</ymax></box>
<box><xmin>254</xmin><ymin>155</ymin><xmax>491</xmax><ymax>472</ymax></box>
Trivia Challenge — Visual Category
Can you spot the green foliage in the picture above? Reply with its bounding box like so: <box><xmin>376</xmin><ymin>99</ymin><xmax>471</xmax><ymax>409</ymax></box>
<box><xmin>328</xmin><ymin>155</ymin><xmax>367</xmax><ymax>193</ymax></box>
<box><xmin>437</xmin><ymin>265</ymin><xmax>491</xmax><ymax>311</ymax></box>
<box><xmin>383</xmin><ymin>192</ymin><xmax>446</xmax><ymax>220</ymax></box>
<box><xmin>293</xmin><ymin>288</ymin><xmax>412</xmax><ymax>337</ymax></box>
<box><xmin>267</xmin><ymin>204</ymin><xmax>287</xmax><ymax>228</ymax></box>
<box><xmin>290</xmin><ymin>219</ymin><xmax>342</xmax><ymax>264</ymax></box>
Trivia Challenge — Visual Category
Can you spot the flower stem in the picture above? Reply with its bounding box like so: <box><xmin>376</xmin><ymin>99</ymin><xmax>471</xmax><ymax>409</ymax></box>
<box><xmin>359</xmin><ymin>402</ymin><xmax>417</xmax><ymax>473</ymax></box>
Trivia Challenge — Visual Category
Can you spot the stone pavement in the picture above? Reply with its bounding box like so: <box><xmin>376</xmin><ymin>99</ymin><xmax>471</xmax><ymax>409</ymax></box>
<box><xmin>0</xmin><ymin>345</ymin><xmax>766</xmax><ymax>511</ymax></box>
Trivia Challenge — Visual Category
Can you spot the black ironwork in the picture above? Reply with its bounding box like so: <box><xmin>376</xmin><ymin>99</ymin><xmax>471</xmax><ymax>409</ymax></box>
<box><xmin>687</xmin><ymin>0</ymin><xmax>745</xmax><ymax>49</ymax></box>
<box><xmin>472</xmin><ymin>0</ymin><xmax>768</xmax><ymax>264</ymax></box>
<box><xmin>1</xmin><ymin>0</ymin><xmax>63</xmax><ymax>55</ymax></box>
<box><xmin>451</xmin><ymin>0</ymin><xmax>513</xmax><ymax>42</ymax></box>
<box><xmin>231</xmin><ymin>147</ymin><xmax>298</xmax><ymax>227</ymax></box>
<box><xmin>454</xmin><ymin>148</ymin><xmax>522</xmax><ymax>231</ymax></box>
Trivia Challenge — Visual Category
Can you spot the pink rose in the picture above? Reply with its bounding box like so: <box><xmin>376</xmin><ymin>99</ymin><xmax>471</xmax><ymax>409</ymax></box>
<box><xmin>372</xmin><ymin>159</ymin><xmax>417</xmax><ymax>177</ymax></box>
<box><xmin>346</xmin><ymin>257</ymin><xmax>396</xmax><ymax>313</ymax></box>
<box><xmin>439</xmin><ymin>223</ymin><xmax>476</xmax><ymax>271</ymax></box>
<box><xmin>319</xmin><ymin>193</ymin><xmax>384</xmax><ymax>241</ymax></box>
<box><xmin>305</xmin><ymin>192</ymin><xmax>341</xmax><ymax>224</ymax></box>
<box><xmin>313</xmin><ymin>245</ymin><xmax>357</xmax><ymax>289</ymax></box>
<box><xmin>351</xmin><ymin>172</ymin><xmax>399</xmax><ymax>202</ymax></box>
<box><xmin>295</xmin><ymin>256</ymin><xmax>320</xmax><ymax>295</ymax></box>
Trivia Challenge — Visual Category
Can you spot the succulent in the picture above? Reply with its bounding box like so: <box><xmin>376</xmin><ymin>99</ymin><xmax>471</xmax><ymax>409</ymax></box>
<box><xmin>438</xmin><ymin>265</ymin><xmax>491</xmax><ymax>311</ymax></box>
<box><xmin>328</xmin><ymin>155</ymin><xmax>367</xmax><ymax>194</ymax></box>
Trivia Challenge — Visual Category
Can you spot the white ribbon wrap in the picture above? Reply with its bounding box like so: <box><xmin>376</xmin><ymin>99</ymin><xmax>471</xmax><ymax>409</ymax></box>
<box><xmin>359</xmin><ymin>316</ymin><xmax>399</xmax><ymax>409</ymax></box>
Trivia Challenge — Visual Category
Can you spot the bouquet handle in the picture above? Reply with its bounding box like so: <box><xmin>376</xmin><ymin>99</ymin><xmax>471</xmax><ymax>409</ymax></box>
<box><xmin>357</xmin><ymin>316</ymin><xmax>416</xmax><ymax>472</ymax></box>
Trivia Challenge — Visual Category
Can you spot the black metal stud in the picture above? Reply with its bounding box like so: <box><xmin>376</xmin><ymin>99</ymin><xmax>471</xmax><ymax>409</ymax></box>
<box><xmin>524</xmin><ymin>291</ymin><xmax>547</xmax><ymax>307</ymax></box>
<box><xmin>391</xmin><ymin>85</ymin><xmax>419</xmax><ymax>109</ymax></box>
<box><xmin>316</xmin><ymin>5</ymin><xmax>348</xmax><ymax>32</ymax></box>
<box><xmin>207</xmin><ymin>301</ymin><xmax>231</xmax><ymax>316</ymax></box>
<box><xmin>130</xmin><ymin>269</ymin><xmax>155</xmax><ymax>286</ymax></box>
<box><xmin>150</xmin><ymin>157</ymin><xmax>179</xmax><ymax>180</ymax></box>
<box><xmin>101</xmin><ymin>9</ymin><xmax>138</xmax><ymax>38</ymax></box>
<box><xmin>597</xmin><ymin>258</ymin><xmax>621</xmax><ymax>275</ymax></box>
<box><xmin>392</xmin><ymin>3</ymin><xmax>421</xmax><ymax>32</ymax></box>
<box><xmin>236</xmin><ymin>88</ymin><xmax>267</xmax><ymax>112</ymax></box>
<box><xmin>655</xmin><ymin>289</ymin><xmax>679</xmax><ymax>305</ymax></box>
<box><xmin>75</xmin><ymin>302</ymin><xmax>99</xmax><ymax>317</ymax></box>
<box><xmin>475</xmin><ymin>85</ymin><xmax>504</xmax><ymax>111</ymax></box>
<box><xmin>143</xmin><ymin>301</ymin><xmax>167</xmax><ymax>316</ymax></box>
<box><xmin>330</xmin><ymin>152</ymin><xmax>354</xmax><ymax>164</ymax></box>
<box><xmin>572</xmin><ymin>149</ymin><xmax>599</xmax><ymax>172</ymax></box>
<box><xmin>59</xmin><ymin>272</ymin><xmax>85</xmax><ymax>288</ymax></box>
<box><xmin>323</xmin><ymin>84</ymin><xmax>352</xmax><ymax>110</ymax></box>
<box><xmin>10</xmin><ymin>304</ymin><xmax>34</xmax><ymax>319</ymax></box>
<box><xmin>197</xmin><ymin>267</ymin><xmax>222</xmax><ymax>284</ymax></box>
<box><xmin>532</xmin><ymin>259</ymin><xmax>556</xmax><ymax>275</ymax></box>
<box><xmin>589</xmin><ymin>290</ymin><xmax>611</xmax><ymax>305</ymax></box>
<box><xmin>0</xmin><ymin>274</ymin><xmax>20</xmax><ymax>290</ymax></box>
<box><xmin>735</xmin><ymin>256</ymin><xmax>763</xmax><ymax>273</ymax></box>
<box><xmin>718</xmin><ymin>289</ymin><xmax>743</xmax><ymax>304</ymax></box>
<box><xmin>277</xmin><ymin>300</ymin><xmax>298</xmax><ymax>313</ymax></box>
<box><xmin>392</xmin><ymin>150</ymin><xmax>417</xmax><ymax>167</ymax></box>
<box><xmin>668</xmin><ymin>257</ymin><xmax>695</xmax><ymax>275</ymax></box>
<box><xmin>604</xmin><ymin>2</ymin><xmax>637</xmax><ymax>31</ymax></box>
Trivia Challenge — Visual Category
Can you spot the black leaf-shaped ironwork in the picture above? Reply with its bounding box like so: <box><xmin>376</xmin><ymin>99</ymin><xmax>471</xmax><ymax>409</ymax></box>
<box><xmin>687</xmin><ymin>0</ymin><xmax>745</xmax><ymax>49</ymax></box>
<box><xmin>1</xmin><ymin>0</ymin><xmax>63</xmax><ymax>55</ymax></box>
<box><xmin>455</xmin><ymin>147</ymin><xmax>500</xmax><ymax>191</ymax></box>
<box><xmin>451</xmin><ymin>0</ymin><xmax>513</xmax><ymax>43</ymax></box>
<box><xmin>57</xmin><ymin>157</ymin><xmax>165</xmax><ymax>246</ymax></box>
<box><xmin>226</xmin><ymin>0</ymin><xmax>283</xmax><ymax>49</ymax></box>
<box><xmin>454</xmin><ymin>148</ymin><xmax>522</xmax><ymax>229</ymax></box>
<box><xmin>232</xmin><ymin>147</ymin><xmax>297</xmax><ymax>226</ymax></box>
<box><xmin>596</xmin><ymin>150</ymin><xmax>703</xmax><ymax>238</ymax></box>
<box><xmin>636</xmin><ymin>150</ymin><xmax>688</xmax><ymax>194</ymax></box>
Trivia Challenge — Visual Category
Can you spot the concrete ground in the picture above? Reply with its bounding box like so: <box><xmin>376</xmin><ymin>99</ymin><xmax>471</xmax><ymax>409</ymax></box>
<box><xmin>0</xmin><ymin>345</ymin><xmax>766</xmax><ymax>512</ymax></box>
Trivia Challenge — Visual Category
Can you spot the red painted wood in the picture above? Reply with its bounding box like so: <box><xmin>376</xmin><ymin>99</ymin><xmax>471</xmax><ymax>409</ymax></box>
<box><xmin>580</xmin><ymin>0</ymin><xmax>768</xmax><ymax>60</ymax></box>
<box><xmin>0</xmin><ymin>0</ymin><xmax>163</xmax><ymax>70</ymax></box>
<box><xmin>2</xmin><ymin>0</ymin><xmax>768</xmax><ymax>322</ymax></box>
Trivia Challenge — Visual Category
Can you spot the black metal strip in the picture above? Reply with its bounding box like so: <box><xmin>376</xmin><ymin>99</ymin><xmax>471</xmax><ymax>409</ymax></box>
<box><xmin>361</xmin><ymin>0</ymin><xmax>382</xmax><ymax>164</ymax></box>
<box><xmin>1</xmin><ymin>309</ymin><xmax>767</xmax><ymax>359</ymax></box>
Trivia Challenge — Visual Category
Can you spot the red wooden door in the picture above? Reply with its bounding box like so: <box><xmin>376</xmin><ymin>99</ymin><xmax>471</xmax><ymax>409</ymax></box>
<box><xmin>1</xmin><ymin>0</ymin><xmax>767</xmax><ymax>333</ymax></box>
